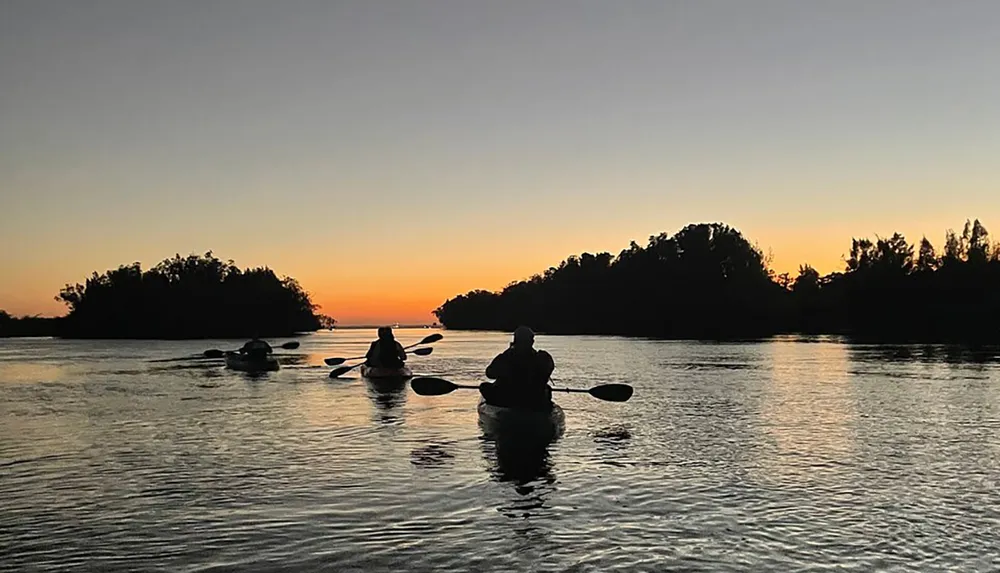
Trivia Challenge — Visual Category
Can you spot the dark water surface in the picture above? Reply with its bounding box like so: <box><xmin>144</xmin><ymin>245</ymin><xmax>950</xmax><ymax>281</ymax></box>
<box><xmin>2</xmin><ymin>330</ymin><xmax>999</xmax><ymax>572</ymax></box>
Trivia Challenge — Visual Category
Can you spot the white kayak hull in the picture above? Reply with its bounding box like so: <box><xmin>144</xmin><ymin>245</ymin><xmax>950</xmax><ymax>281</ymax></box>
<box><xmin>360</xmin><ymin>365</ymin><xmax>413</xmax><ymax>379</ymax></box>
<box><xmin>224</xmin><ymin>353</ymin><xmax>279</xmax><ymax>372</ymax></box>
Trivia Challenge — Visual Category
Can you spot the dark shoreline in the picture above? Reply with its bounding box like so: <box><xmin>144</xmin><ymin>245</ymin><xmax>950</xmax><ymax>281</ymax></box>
<box><xmin>4</xmin><ymin>323</ymin><xmax>1000</xmax><ymax>355</ymax></box>
<box><xmin>3</xmin><ymin>317</ymin><xmax>994</xmax><ymax>346</ymax></box>
<box><xmin>433</xmin><ymin>221</ymin><xmax>1000</xmax><ymax>345</ymax></box>
<box><xmin>2</xmin><ymin>252</ymin><xmax>331</xmax><ymax>341</ymax></box>
<box><xmin>435</xmin><ymin>326</ymin><xmax>1000</xmax><ymax>347</ymax></box>
<box><xmin>0</xmin><ymin>325</ymin><xmax>316</xmax><ymax>340</ymax></box>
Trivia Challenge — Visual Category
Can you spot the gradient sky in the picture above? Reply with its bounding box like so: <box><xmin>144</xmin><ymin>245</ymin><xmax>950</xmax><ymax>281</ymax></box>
<box><xmin>2</xmin><ymin>1</ymin><xmax>999</xmax><ymax>324</ymax></box>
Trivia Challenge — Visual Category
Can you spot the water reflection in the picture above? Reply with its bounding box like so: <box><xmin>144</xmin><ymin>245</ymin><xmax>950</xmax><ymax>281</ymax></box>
<box><xmin>5</xmin><ymin>330</ymin><xmax>1000</xmax><ymax>571</ymax></box>
<box><xmin>0</xmin><ymin>361</ymin><xmax>68</xmax><ymax>384</ymax></box>
<box><xmin>849</xmin><ymin>343</ymin><xmax>1000</xmax><ymax>365</ymax></box>
<box><xmin>592</xmin><ymin>424</ymin><xmax>632</xmax><ymax>453</ymax></box>
<box><xmin>478</xmin><ymin>411</ymin><xmax>562</xmax><ymax>519</ymax></box>
<box><xmin>758</xmin><ymin>340</ymin><xmax>855</xmax><ymax>485</ymax></box>
<box><xmin>148</xmin><ymin>360</ymin><xmax>229</xmax><ymax>383</ymax></box>
<box><xmin>363</xmin><ymin>378</ymin><xmax>409</xmax><ymax>425</ymax></box>
<box><xmin>275</xmin><ymin>353</ymin><xmax>309</xmax><ymax>367</ymax></box>
<box><xmin>481</xmin><ymin>434</ymin><xmax>556</xmax><ymax>486</ymax></box>
<box><xmin>240</xmin><ymin>370</ymin><xmax>273</xmax><ymax>382</ymax></box>
<box><xmin>480</xmin><ymin>435</ymin><xmax>557</xmax><ymax>518</ymax></box>
<box><xmin>410</xmin><ymin>442</ymin><xmax>456</xmax><ymax>468</ymax></box>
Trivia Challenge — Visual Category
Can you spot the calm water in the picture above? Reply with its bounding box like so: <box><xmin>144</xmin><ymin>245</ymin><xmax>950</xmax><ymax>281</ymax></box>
<box><xmin>2</xmin><ymin>329</ymin><xmax>999</xmax><ymax>572</ymax></box>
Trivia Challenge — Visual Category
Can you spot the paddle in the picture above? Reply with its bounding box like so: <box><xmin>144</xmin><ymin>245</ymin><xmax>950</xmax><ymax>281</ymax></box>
<box><xmin>410</xmin><ymin>377</ymin><xmax>634</xmax><ymax>402</ymax></box>
<box><xmin>325</xmin><ymin>346</ymin><xmax>434</xmax><ymax>367</ymax></box>
<box><xmin>324</xmin><ymin>333</ymin><xmax>443</xmax><ymax>366</ymax></box>
<box><xmin>327</xmin><ymin>347</ymin><xmax>435</xmax><ymax>379</ymax></box>
<box><xmin>202</xmin><ymin>341</ymin><xmax>300</xmax><ymax>359</ymax></box>
<box><xmin>328</xmin><ymin>364</ymin><xmax>359</xmax><ymax>378</ymax></box>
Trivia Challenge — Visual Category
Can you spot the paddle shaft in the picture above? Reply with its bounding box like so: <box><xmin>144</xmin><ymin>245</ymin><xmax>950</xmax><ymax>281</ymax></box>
<box><xmin>329</xmin><ymin>346</ymin><xmax>433</xmax><ymax>377</ymax></box>
<box><xmin>414</xmin><ymin>379</ymin><xmax>591</xmax><ymax>393</ymax></box>
<box><xmin>325</xmin><ymin>333</ymin><xmax>442</xmax><ymax>365</ymax></box>
<box><xmin>200</xmin><ymin>341</ymin><xmax>298</xmax><ymax>359</ymax></box>
<box><xmin>409</xmin><ymin>376</ymin><xmax>632</xmax><ymax>401</ymax></box>
<box><xmin>441</xmin><ymin>385</ymin><xmax>597</xmax><ymax>394</ymax></box>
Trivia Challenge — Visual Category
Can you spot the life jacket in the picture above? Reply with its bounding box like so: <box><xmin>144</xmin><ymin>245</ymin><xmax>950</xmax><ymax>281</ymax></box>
<box><xmin>375</xmin><ymin>339</ymin><xmax>403</xmax><ymax>367</ymax></box>
<box><xmin>484</xmin><ymin>348</ymin><xmax>554</xmax><ymax>408</ymax></box>
<box><xmin>495</xmin><ymin>347</ymin><xmax>551</xmax><ymax>388</ymax></box>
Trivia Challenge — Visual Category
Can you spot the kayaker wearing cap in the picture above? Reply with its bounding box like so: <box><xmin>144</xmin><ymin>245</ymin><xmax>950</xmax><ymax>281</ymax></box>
<box><xmin>239</xmin><ymin>335</ymin><xmax>272</xmax><ymax>360</ymax></box>
<box><xmin>480</xmin><ymin>326</ymin><xmax>555</xmax><ymax>410</ymax></box>
<box><xmin>365</xmin><ymin>326</ymin><xmax>407</xmax><ymax>368</ymax></box>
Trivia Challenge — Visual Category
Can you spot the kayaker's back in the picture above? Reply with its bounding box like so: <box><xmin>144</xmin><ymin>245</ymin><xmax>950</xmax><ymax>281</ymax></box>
<box><xmin>483</xmin><ymin>347</ymin><xmax>554</xmax><ymax>408</ymax></box>
<box><xmin>366</xmin><ymin>327</ymin><xmax>407</xmax><ymax>368</ymax></box>
<box><xmin>486</xmin><ymin>347</ymin><xmax>553</xmax><ymax>385</ymax></box>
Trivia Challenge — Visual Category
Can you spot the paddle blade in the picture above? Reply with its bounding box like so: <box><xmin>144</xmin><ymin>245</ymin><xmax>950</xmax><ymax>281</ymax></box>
<box><xmin>411</xmin><ymin>347</ymin><xmax>434</xmax><ymax>356</ymax></box>
<box><xmin>418</xmin><ymin>333</ymin><xmax>444</xmax><ymax>345</ymax></box>
<box><xmin>328</xmin><ymin>365</ymin><xmax>355</xmax><ymax>378</ymax></box>
<box><xmin>589</xmin><ymin>383</ymin><xmax>634</xmax><ymax>402</ymax></box>
<box><xmin>410</xmin><ymin>377</ymin><xmax>458</xmax><ymax>396</ymax></box>
<box><xmin>203</xmin><ymin>349</ymin><xmax>225</xmax><ymax>359</ymax></box>
<box><xmin>324</xmin><ymin>357</ymin><xmax>347</xmax><ymax>366</ymax></box>
<box><xmin>280</xmin><ymin>341</ymin><xmax>300</xmax><ymax>350</ymax></box>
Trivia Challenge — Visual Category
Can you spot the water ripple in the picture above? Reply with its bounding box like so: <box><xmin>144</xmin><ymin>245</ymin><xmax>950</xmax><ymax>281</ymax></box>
<box><xmin>2</xmin><ymin>331</ymin><xmax>1000</xmax><ymax>571</ymax></box>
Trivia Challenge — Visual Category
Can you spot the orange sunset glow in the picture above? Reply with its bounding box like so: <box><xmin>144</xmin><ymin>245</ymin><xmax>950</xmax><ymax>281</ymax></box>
<box><xmin>4</xmin><ymin>213</ymin><xmax>991</xmax><ymax>325</ymax></box>
<box><xmin>2</xmin><ymin>2</ymin><xmax>998</xmax><ymax>325</ymax></box>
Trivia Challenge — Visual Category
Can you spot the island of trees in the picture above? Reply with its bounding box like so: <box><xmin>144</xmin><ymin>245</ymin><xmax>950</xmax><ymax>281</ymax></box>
<box><xmin>0</xmin><ymin>252</ymin><xmax>334</xmax><ymax>339</ymax></box>
<box><xmin>434</xmin><ymin>220</ymin><xmax>1000</xmax><ymax>343</ymax></box>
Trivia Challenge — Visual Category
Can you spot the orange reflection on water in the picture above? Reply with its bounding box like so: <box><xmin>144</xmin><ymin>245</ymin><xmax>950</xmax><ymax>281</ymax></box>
<box><xmin>406</xmin><ymin>393</ymin><xmax>481</xmax><ymax>432</ymax></box>
<box><xmin>292</xmin><ymin>381</ymin><xmax>374</xmax><ymax>429</ymax></box>
<box><xmin>0</xmin><ymin>362</ymin><xmax>68</xmax><ymax>385</ymax></box>
<box><xmin>757</xmin><ymin>337</ymin><xmax>857</xmax><ymax>484</ymax></box>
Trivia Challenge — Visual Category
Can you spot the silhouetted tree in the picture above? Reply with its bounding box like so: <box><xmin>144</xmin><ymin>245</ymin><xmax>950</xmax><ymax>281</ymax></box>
<box><xmin>775</xmin><ymin>272</ymin><xmax>793</xmax><ymax>290</ymax></box>
<box><xmin>435</xmin><ymin>219</ymin><xmax>1000</xmax><ymax>343</ymax></box>
<box><xmin>54</xmin><ymin>251</ymin><xmax>326</xmax><ymax>339</ymax></box>
<box><xmin>967</xmin><ymin>219</ymin><xmax>990</xmax><ymax>265</ymax></box>
<box><xmin>943</xmin><ymin>228</ymin><xmax>964</xmax><ymax>266</ymax></box>
<box><xmin>435</xmin><ymin>223</ymin><xmax>790</xmax><ymax>339</ymax></box>
<box><xmin>0</xmin><ymin>310</ymin><xmax>63</xmax><ymax>337</ymax></box>
<box><xmin>824</xmin><ymin>221</ymin><xmax>999</xmax><ymax>342</ymax></box>
<box><xmin>916</xmin><ymin>237</ymin><xmax>938</xmax><ymax>272</ymax></box>
<box><xmin>792</xmin><ymin>265</ymin><xmax>820</xmax><ymax>296</ymax></box>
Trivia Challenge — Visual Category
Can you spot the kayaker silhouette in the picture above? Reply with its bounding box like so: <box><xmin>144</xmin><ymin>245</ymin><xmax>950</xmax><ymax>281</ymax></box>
<box><xmin>239</xmin><ymin>335</ymin><xmax>272</xmax><ymax>360</ymax></box>
<box><xmin>480</xmin><ymin>326</ymin><xmax>554</xmax><ymax>410</ymax></box>
<box><xmin>365</xmin><ymin>326</ymin><xmax>407</xmax><ymax>368</ymax></box>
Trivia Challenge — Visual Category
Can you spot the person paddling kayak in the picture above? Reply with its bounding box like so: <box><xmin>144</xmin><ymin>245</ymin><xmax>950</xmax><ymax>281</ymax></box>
<box><xmin>480</xmin><ymin>326</ymin><xmax>554</xmax><ymax>410</ymax></box>
<box><xmin>365</xmin><ymin>327</ymin><xmax>407</xmax><ymax>368</ymax></box>
<box><xmin>239</xmin><ymin>336</ymin><xmax>272</xmax><ymax>360</ymax></box>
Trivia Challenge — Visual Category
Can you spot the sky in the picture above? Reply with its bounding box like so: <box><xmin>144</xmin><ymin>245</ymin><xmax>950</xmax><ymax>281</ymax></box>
<box><xmin>2</xmin><ymin>1</ymin><xmax>999</xmax><ymax>324</ymax></box>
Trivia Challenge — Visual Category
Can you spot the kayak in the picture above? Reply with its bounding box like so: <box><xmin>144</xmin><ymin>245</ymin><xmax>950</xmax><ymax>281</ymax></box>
<box><xmin>477</xmin><ymin>399</ymin><xmax>565</xmax><ymax>442</ymax></box>
<box><xmin>224</xmin><ymin>353</ymin><xmax>279</xmax><ymax>373</ymax></box>
<box><xmin>360</xmin><ymin>364</ymin><xmax>413</xmax><ymax>379</ymax></box>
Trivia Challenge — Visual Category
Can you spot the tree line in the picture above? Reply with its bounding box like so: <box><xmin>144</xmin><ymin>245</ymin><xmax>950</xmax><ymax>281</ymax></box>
<box><xmin>0</xmin><ymin>312</ymin><xmax>61</xmax><ymax>338</ymax></box>
<box><xmin>1</xmin><ymin>252</ymin><xmax>333</xmax><ymax>339</ymax></box>
<box><xmin>434</xmin><ymin>220</ymin><xmax>1000</xmax><ymax>343</ymax></box>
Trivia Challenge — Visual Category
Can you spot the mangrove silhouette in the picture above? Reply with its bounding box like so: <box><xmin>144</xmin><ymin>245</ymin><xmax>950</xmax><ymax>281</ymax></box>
<box><xmin>45</xmin><ymin>252</ymin><xmax>333</xmax><ymax>339</ymax></box>
<box><xmin>434</xmin><ymin>220</ymin><xmax>1000</xmax><ymax>344</ymax></box>
<box><xmin>0</xmin><ymin>312</ymin><xmax>62</xmax><ymax>338</ymax></box>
